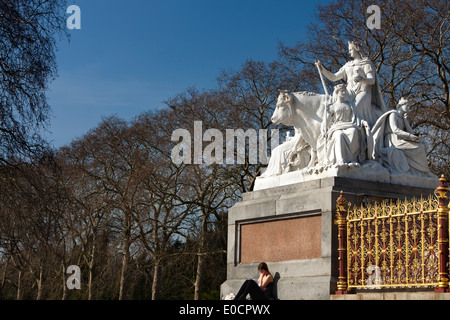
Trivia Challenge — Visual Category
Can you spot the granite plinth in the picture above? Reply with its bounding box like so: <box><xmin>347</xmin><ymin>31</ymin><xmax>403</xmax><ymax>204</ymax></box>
<box><xmin>221</xmin><ymin>176</ymin><xmax>437</xmax><ymax>300</ymax></box>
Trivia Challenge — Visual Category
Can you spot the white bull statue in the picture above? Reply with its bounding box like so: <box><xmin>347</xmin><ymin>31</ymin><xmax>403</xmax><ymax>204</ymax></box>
<box><xmin>271</xmin><ymin>90</ymin><xmax>326</xmax><ymax>168</ymax></box>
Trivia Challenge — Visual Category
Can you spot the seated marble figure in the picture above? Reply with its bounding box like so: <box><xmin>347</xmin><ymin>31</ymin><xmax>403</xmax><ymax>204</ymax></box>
<box><xmin>316</xmin><ymin>83</ymin><xmax>369</xmax><ymax>167</ymax></box>
<box><xmin>371</xmin><ymin>98</ymin><xmax>434</xmax><ymax>177</ymax></box>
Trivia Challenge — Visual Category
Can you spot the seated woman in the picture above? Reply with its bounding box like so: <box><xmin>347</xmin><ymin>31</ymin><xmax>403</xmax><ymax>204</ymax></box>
<box><xmin>234</xmin><ymin>263</ymin><xmax>274</xmax><ymax>300</ymax></box>
<box><xmin>317</xmin><ymin>84</ymin><xmax>366</xmax><ymax>166</ymax></box>
<box><xmin>371</xmin><ymin>98</ymin><xmax>433</xmax><ymax>176</ymax></box>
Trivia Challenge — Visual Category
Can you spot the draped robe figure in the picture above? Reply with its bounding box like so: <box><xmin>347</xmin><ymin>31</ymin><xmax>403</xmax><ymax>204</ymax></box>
<box><xmin>371</xmin><ymin>98</ymin><xmax>432</xmax><ymax>176</ymax></box>
<box><xmin>316</xmin><ymin>41</ymin><xmax>387</xmax><ymax>128</ymax></box>
<box><xmin>261</xmin><ymin>129</ymin><xmax>311</xmax><ymax>177</ymax></box>
<box><xmin>317</xmin><ymin>84</ymin><xmax>367</xmax><ymax>166</ymax></box>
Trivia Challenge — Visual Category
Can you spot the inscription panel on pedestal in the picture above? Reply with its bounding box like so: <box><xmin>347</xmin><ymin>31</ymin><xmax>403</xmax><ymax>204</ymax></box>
<box><xmin>239</xmin><ymin>214</ymin><xmax>322</xmax><ymax>263</ymax></box>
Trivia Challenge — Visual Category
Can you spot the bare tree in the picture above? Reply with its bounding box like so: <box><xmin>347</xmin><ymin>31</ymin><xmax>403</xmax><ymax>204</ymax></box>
<box><xmin>56</xmin><ymin>146</ymin><xmax>114</xmax><ymax>300</ymax></box>
<box><xmin>0</xmin><ymin>154</ymin><xmax>66</xmax><ymax>299</ymax></box>
<box><xmin>0</xmin><ymin>0</ymin><xmax>68</xmax><ymax>165</ymax></box>
<box><xmin>66</xmin><ymin>116</ymin><xmax>150</xmax><ymax>300</ymax></box>
<box><xmin>130</xmin><ymin>110</ymin><xmax>193</xmax><ymax>300</ymax></box>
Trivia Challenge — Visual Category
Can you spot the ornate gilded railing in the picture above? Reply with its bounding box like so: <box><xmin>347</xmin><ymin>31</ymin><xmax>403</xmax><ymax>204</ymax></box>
<box><xmin>335</xmin><ymin>175</ymin><xmax>449</xmax><ymax>294</ymax></box>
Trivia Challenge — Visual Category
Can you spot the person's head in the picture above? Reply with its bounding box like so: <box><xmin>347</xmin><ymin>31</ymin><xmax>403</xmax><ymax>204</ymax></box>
<box><xmin>348</xmin><ymin>41</ymin><xmax>363</xmax><ymax>59</ymax></box>
<box><xmin>396</xmin><ymin>97</ymin><xmax>411</xmax><ymax>115</ymax></box>
<box><xmin>258</xmin><ymin>262</ymin><xmax>270</xmax><ymax>275</ymax></box>
<box><xmin>333</xmin><ymin>83</ymin><xmax>348</xmax><ymax>101</ymax></box>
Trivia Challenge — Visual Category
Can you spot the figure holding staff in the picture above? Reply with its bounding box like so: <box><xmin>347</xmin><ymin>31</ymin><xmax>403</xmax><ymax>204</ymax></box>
<box><xmin>315</xmin><ymin>41</ymin><xmax>387</xmax><ymax>128</ymax></box>
<box><xmin>315</xmin><ymin>59</ymin><xmax>331</xmax><ymax>157</ymax></box>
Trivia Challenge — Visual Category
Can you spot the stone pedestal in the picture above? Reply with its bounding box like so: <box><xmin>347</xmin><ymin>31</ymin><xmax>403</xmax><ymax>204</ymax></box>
<box><xmin>220</xmin><ymin>176</ymin><xmax>438</xmax><ymax>300</ymax></box>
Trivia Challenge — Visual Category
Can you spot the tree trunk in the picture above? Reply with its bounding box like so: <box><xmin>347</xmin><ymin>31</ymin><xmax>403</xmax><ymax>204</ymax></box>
<box><xmin>36</xmin><ymin>266</ymin><xmax>43</xmax><ymax>300</ymax></box>
<box><xmin>119</xmin><ymin>212</ymin><xmax>132</xmax><ymax>300</ymax></box>
<box><xmin>61</xmin><ymin>264</ymin><xmax>66</xmax><ymax>300</ymax></box>
<box><xmin>88</xmin><ymin>236</ymin><xmax>96</xmax><ymax>300</ymax></box>
<box><xmin>88</xmin><ymin>266</ymin><xmax>93</xmax><ymax>300</ymax></box>
<box><xmin>118</xmin><ymin>232</ymin><xmax>130</xmax><ymax>300</ymax></box>
<box><xmin>16</xmin><ymin>270</ymin><xmax>22</xmax><ymax>300</ymax></box>
<box><xmin>152</xmin><ymin>260</ymin><xmax>161</xmax><ymax>300</ymax></box>
<box><xmin>0</xmin><ymin>259</ymin><xmax>8</xmax><ymax>298</ymax></box>
<box><xmin>194</xmin><ymin>214</ymin><xmax>208</xmax><ymax>300</ymax></box>
<box><xmin>194</xmin><ymin>253</ymin><xmax>204</xmax><ymax>300</ymax></box>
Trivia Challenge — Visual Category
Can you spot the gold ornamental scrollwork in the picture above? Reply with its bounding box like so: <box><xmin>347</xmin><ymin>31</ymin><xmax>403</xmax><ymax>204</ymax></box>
<box><xmin>340</xmin><ymin>175</ymin><xmax>448</xmax><ymax>291</ymax></box>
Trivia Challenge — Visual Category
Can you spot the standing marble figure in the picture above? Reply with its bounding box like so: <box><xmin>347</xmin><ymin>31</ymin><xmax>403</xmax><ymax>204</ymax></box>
<box><xmin>316</xmin><ymin>41</ymin><xmax>387</xmax><ymax>128</ymax></box>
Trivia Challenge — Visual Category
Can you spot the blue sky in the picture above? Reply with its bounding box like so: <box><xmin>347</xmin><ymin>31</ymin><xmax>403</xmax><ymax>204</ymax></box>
<box><xmin>47</xmin><ymin>0</ymin><xmax>328</xmax><ymax>148</ymax></box>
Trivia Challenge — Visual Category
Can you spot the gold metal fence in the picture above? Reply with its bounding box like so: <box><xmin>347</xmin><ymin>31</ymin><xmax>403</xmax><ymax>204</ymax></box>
<box><xmin>335</xmin><ymin>175</ymin><xmax>449</xmax><ymax>294</ymax></box>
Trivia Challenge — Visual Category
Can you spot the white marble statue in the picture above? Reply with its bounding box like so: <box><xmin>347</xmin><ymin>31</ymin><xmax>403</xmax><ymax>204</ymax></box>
<box><xmin>260</xmin><ymin>129</ymin><xmax>310</xmax><ymax>177</ymax></box>
<box><xmin>371</xmin><ymin>98</ymin><xmax>433</xmax><ymax>176</ymax></box>
<box><xmin>315</xmin><ymin>41</ymin><xmax>387</xmax><ymax>128</ymax></box>
<box><xmin>270</xmin><ymin>90</ymin><xmax>326</xmax><ymax>168</ymax></box>
<box><xmin>255</xmin><ymin>41</ymin><xmax>437</xmax><ymax>190</ymax></box>
<box><xmin>316</xmin><ymin>84</ymin><xmax>371</xmax><ymax>167</ymax></box>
